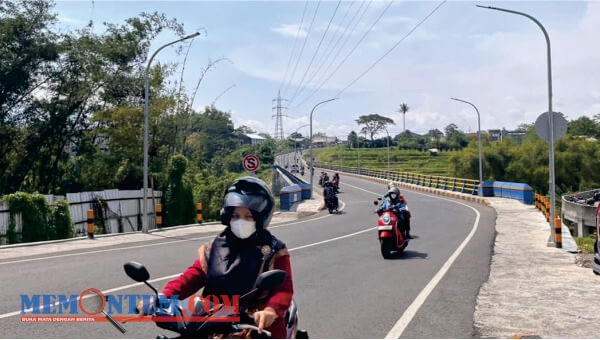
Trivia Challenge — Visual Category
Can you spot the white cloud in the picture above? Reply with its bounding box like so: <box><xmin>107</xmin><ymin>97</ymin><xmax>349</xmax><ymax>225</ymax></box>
<box><xmin>271</xmin><ymin>24</ymin><xmax>307</xmax><ymax>38</ymax></box>
<box><xmin>382</xmin><ymin>15</ymin><xmax>415</xmax><ymax>25</ymax></box>
<box><xmin>58</xmin><ymin>15</ymin><xmax>85</xmax><ymax>25</ymax></box>
<box><xmin>239</xmin><ymin>119</ymin><xmax>268</xmax><ymax>134</ymax></box>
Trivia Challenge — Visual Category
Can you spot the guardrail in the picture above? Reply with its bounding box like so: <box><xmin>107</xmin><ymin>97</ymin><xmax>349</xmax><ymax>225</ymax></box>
<box><xmin>315</xmin><ymin>164</ymin><xmax>481</xmax><ymax>196</ymax></box>
<box><xmin>560</xmin><ymin>189</ymin><xmax>600</xmax><ymax>237</ymax></box>
<box><xmin>273</xmin><ymin>164</ymin><xmax>312</xmax><ymax>210</ymax></box>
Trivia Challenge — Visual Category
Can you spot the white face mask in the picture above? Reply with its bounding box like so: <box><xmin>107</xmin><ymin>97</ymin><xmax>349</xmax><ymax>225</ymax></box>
<box><xmin>230</xmin><ymin>219</ymin><xmax>256</xmax><ymax>239</ymax></box>
<box><xmin>390</xmin><ymin>193</ymin><xmax>398</xmax><ymax>200</ymax></box>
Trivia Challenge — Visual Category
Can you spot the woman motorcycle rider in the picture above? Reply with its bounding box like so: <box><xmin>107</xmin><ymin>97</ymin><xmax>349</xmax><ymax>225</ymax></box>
<box><xmin>139</xmin><ymin>177</ymin><xmax>293</xmax><ymax>338</ymax></box>
<box><xmin>379</xmin><ymin>187</ymin><xmax>412</xmax><ymax>239</ymax></box>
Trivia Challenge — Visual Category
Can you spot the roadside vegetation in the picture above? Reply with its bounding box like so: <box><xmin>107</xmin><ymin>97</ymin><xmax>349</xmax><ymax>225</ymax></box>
<box><xmin>574</xmin><ymin>235</ymin><xmax>597</xmax><ymax>254</ymax></box>
<box><xmin>316</xmin><ymin>121</ymin><xmax>600</xmax><ymax>199</ymax></box>
<box><xmin>313</xmin><ymin>147</ymin><xmax>452</xmax><ymax>176</ymax></box>
<box><xmin>0</xmin><ymin>1</ymin><xmax>291</xmax><ymax>243</ymax></box>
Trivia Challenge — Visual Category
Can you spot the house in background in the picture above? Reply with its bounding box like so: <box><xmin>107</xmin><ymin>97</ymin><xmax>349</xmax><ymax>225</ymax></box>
<box><xmin>313</xmin><ymin>136</ymin><xmax>338</xmax><ymax>148</ymax></box>
<box><xmin>240</xmin><ymin>133</ymin><xmax>266</xmax><ymax>145</ymax></box>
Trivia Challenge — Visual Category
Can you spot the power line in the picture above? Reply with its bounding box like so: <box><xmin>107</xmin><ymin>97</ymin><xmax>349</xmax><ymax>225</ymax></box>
<box><xmin>287</xmin><ymin>0</ymin><xmax>343</xmax><ymax>104</ymax></box>
<box><xmin>289</xmin><ymin>0</ymin><xmax>371</xmax><ymax>108</ymax></box>
<box><xmin>334</xmin><ymin>0</ymin><xmax>447</xmax><ymax>98</ymax></box>
<box><xmin>281</xmin><ymin>1</ymin><xmax>321</xmax><ymax>98</ymax></box>
<box><xmin>279</xmin><ymin>0</ymin><xmax>309</xmax><ymax>92</ymax></box>
<box><xmin>291</xmin><ymin>0</ymin><xmax>390</xmax><ymax>109</ymax></box>
<box><xmin>288</xmin><ymin>1</ymin><xmax>357</xmax><ymax>104</ymax></box>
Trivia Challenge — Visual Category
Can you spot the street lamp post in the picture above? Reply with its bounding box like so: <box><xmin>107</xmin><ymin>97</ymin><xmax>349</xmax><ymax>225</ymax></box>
<box><xmin>143</xmin><ymin>32</ymin><xmax>200</xmax><ymax>233</ymax></box>
<box><xmin>293</xmin><ymin>124</ymin><xmax>309</xmax><ymax>155</ymax></box>
<box><xmin>309</xmin><ymin>98</ymin><xmax>338</xmax><ymax>195</ymax></box>
<box><xmin>477</xmin><ymin>5</ymin><xmax>558</xmax><ymax>244</ymax></box>
<box><xmin>450</xmin><ymin>98</ymin><xmax>483</xmax><ymax>196</ymax></box>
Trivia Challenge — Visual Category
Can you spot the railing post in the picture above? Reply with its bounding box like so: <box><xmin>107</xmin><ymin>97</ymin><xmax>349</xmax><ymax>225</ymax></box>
<box><xmin>87</xmin><ymin>209</ymin><xmax>95</xmax><ymax>239</ymax></box>
<box><xmin>156</xmin><ymin>204</ymin><xmax>163</xmax><ymax>228</ymax></box>
<box><xmin>197</xmin><ymin>203</ymin><xmax>203</xmax><ymax>224</ymax></box>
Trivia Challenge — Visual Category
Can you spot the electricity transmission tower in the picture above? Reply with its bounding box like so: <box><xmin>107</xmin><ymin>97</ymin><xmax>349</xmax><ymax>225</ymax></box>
<box><xmin>272</xmin><ymin>91</ymin><xmax>288</xmax><ymax>140</ymax></box>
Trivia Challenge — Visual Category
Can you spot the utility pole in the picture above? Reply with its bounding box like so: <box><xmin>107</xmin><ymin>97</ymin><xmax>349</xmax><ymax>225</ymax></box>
<box><xmin>272</xmin><ymin>91</ymin><xmax>288</xmax><ymax>140</ymax></box>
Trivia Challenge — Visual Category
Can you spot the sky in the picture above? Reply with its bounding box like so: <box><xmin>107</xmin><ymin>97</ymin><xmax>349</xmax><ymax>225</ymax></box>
<box><xmin>53</xmin><ymin>0</ymin><xmax>600</xmax><ymax>139</ymax></box>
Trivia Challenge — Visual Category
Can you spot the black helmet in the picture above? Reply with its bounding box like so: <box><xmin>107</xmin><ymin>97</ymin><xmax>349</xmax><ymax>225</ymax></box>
<box><xmin>387</xmin><ymin>187</ymin><xmax>400</xmax><ymax>199</ymax></box>
<box><xmin>220</xmin><ymin>176</ymin><xmax>275</xmax><ymax>230</ymax></box>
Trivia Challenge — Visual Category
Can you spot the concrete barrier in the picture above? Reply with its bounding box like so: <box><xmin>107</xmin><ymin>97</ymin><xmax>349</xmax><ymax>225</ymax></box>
<box><xmin>279</xmin><ymin>184</ymin><xmax>302</xmax><ymax>211</ymax></box>
<box><xmin>481</xmin><ymin>181</ymin><xmax>533</xmax><ymax>205</ymax></box>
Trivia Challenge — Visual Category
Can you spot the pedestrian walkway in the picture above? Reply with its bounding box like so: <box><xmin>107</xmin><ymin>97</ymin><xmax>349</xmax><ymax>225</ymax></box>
<box><xmin>474</xmin><ymin>197</ymin><xmax>600</xmax><ymax>338</ymax></box>
<box><xmin>0</xmin><ymin>196</ymin><xmax>323</xmax><ymax>260</ymax></box>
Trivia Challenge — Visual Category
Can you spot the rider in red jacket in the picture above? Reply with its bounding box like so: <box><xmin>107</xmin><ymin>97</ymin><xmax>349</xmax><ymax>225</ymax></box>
<box><xmin>142</xmin><ymin>177</ymin><xmax>293</xmax><ymax>338</ymax></box>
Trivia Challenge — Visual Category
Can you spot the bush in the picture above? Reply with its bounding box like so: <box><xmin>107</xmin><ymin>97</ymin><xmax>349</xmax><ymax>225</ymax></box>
<box><xmin>51</xmin><ymin>199</ymin><xmax>74</xmax><ymax>239</ymax></box>
<box><xmin>3</xmin><ymin>192</ymin><xmax>52</xmax><ymax>243</ymax></box>
<box><xmin>164</xmin><ymin>154</ymin><xmax>196</xmax><ymax>227</ymax></box>
<box><xmin>575</xmin><ymin>235</ymin><xmax>597</xmax><ymax>254</ymax></box>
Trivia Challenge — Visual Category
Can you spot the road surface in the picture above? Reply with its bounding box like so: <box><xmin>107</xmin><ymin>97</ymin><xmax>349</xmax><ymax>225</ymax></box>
<box><xmin>0</xmin><ymin>168</ymin><xmax>496</xmax><ymax>338</ymax></box>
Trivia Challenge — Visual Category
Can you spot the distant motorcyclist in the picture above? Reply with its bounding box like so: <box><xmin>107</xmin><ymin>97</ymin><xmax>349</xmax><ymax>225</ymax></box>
<box><xmin>323</xmin><ymin>181</ymin><xmax>338</xmax><ymax>212</ymax></box>
<box><xmin>332</xmin><ymin>173</ymin><xmax>340</xmax><ymax>193</ymax></box>
<box><xmin>379</xmin><ymin>187</ymin><xmax>412</xmax><ymax>239</ymax></box>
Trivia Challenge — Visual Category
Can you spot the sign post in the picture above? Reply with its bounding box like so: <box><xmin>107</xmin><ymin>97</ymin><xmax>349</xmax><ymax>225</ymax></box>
<box><xmin>243</xmin><ymin>154</ymin><xmax>260</xmax><ymax>176</ymax></box>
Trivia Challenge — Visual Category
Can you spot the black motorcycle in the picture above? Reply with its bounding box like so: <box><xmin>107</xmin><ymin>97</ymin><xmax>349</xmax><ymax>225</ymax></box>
<box><xmin>123</xmin><ymin>261</ymin><xmax>308</xmax><ymax>339</ymax></box>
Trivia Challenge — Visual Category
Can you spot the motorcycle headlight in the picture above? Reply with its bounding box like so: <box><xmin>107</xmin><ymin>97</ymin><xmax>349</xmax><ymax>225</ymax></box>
<box><xmin>382</xmin><ymin>214</ymin><xmax>391</xmax><ymax>224</ymax></box>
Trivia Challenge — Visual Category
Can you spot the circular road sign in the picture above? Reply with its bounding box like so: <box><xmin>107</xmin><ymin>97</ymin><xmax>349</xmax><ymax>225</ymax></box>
<box><xmin>535</xmin><ymin>111</ymin><xmax>568</xmax><ymax>143</ymax></box>
<box><xmin>243</xmin><ymin>154</ymin><xmax>260</xmax><ymax>172</ymax></box>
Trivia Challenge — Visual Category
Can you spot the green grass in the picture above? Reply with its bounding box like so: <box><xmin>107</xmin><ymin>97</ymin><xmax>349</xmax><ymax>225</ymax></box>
<box><xmin>575</xmin><ymin>235</ymin><xmax>597</xmax><ymax>253</ymax></box>
<box><xmin>310</xmin><ymin>146</ymin><xmax>453</xmax><ymax>176</ymax></box>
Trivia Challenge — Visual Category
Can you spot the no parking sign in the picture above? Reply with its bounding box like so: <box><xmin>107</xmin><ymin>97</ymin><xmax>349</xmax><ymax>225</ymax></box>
<box><xmin>243</xmin><ymin>154</ymin><xmax>260</xmax><ymax>173</ymax></box>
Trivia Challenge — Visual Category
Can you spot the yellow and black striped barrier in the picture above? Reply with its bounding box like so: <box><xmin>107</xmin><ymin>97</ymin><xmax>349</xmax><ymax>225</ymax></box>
<box><xmin>534</xmin><ymin>193</ymin><xmax>562</xmax><ymax>248</ymax></box>
<box><xmin>156</xmin><ymin>204</ymin><xmax>163</xmax><ymax>228</ymax></box>
<box><xmin>87</xmin><ymin>209</ymin><xmax>94</xmax><ymax>239</ymax></box>
<box><xmin>197</xmin><ymin>203</ymin><xmax>203</xmax><ymax>224</ymax></box>
<box><xmin>554</xmin><ymin>209</ymin><xmax>563</xmax><ymax>248</ymax></box>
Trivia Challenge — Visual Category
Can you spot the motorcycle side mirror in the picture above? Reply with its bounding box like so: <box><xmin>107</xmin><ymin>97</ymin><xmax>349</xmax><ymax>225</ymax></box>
<box><xmin>124</xmin><ymin>261</ymin><xmax>150</xmax><ymax>282</ymax></box>
<box><xmin>373</xmin><ymin>200</ymin><xmax>379</xmax><ymax>206</ymax></box>
<box><xmin>124</xmin><ymin>261</ymin><xmax>159</xmax><ymax>297</ymax></box>
<box><xmin>256</xmin><ymin>270</ymin><xmax>286</xmax><ymax>292</ymax></box>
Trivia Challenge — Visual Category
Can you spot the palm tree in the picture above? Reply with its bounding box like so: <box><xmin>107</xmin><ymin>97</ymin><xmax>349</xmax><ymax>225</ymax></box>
<box><xmin>397</xmin><ymin>103</ymin><xmax>410</xmax><ymax>132</ymax></box>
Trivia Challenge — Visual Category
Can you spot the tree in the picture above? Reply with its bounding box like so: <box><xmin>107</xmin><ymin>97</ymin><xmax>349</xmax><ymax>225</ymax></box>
<box><xmin>164</xmin><ymin>154</ymin><xmax>195</xmax><ymax>227</ymax></box>
<box><xmin>397</xmin><ymin>103</ymin><xmax>409</xmax><ymax>131</ymax></box>
<box><xmin>235</xmin><ymin>125</ymin><xmax>256</xmax><ymax>135</ymax></box>
<box><xmin>427</xmin><ymin>129</ymin><xmax>443</xmax><ymax>148</ymax></box>
<box><xmin>355</xmin><ymin>114</ymin><xmax>395</xmax><ymax>141</ymax></box>
<box><xmin>444</xmin><ymin>123</ymin><xmax>468</xmax><ymax>150</ymax></box>
<box><xmin>567</xmin><ymin>116</ymin><xmax>599</xmax><ymax>138</ymax></box>
<box><xmin>444</xmin><ymin>123</ymin><xmax>460</xmax><ymax>138</ymax></box>
<box><xmin>258</xmin><ymin>132</ymin><xmax>272</xmax><ymax>140</ymax></box>
<box><xmin>347</xmin><ymin>131</ymin><xmax>358</xmax><ymax>148</ymax></box>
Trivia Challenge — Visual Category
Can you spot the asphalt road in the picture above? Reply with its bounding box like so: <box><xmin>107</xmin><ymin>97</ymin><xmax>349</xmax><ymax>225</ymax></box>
<box><xmin>0</xmin><ymin>160</ymin><xmax>496</xmax><ymax>338</ymax></box>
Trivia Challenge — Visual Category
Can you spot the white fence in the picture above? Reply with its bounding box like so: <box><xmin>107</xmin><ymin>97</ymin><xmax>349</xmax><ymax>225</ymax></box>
<box><xmin>0</xmin><ymin>189</ymin><xmax>161</xmax><ymax>245</ymax></box>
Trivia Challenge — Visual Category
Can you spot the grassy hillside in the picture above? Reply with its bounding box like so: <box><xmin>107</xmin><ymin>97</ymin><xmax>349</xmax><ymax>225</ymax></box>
<box><xmin>310</xmin><ymin>146</ymin><xmax>453</xmax><ymax>176</ymax></box>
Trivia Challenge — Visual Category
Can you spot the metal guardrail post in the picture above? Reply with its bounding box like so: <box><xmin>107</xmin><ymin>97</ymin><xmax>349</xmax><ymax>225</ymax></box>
<box><xmin>87</xmin><ymin>209</ymin><xmax>94</xmax><ymax>239</ymax></box>
<box><xmin>156</xmin><ymin>204</ymin><xmax>163</xmax><ymax>228</ymax></box>
<box><xmin>197</xmin><ymin>203</ymin><xmax>203</xmax><ymax>224</ymax></box>
<box><xmin>554</xmin><ymin>208</ymin><xmax>562</xmax><ymax>248</ymax></box>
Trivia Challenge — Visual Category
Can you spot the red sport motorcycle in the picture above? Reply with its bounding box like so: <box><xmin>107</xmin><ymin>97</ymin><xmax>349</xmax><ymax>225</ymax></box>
<box><xmin>374</xmin><ymin>198</ymin><xmax>410</xmax><ymax>259</ymax></box>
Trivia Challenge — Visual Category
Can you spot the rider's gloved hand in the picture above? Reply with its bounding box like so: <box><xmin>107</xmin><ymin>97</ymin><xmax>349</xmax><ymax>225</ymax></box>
<box><xmin>136</xmin><ymin>296</ymin><xmax>154</xmax><ymax>316</ymax></box>
<box><xmin>253</xmin><ymin>307</ymin><xmax>278</xmax><ymax>334</ymax></box>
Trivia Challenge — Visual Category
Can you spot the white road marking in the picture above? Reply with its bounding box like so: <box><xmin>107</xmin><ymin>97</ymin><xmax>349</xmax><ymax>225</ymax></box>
<box><xmin>340</xmin><ymin>181</ymin><xmax>483</xmax><ymax>338</ymax></box>
<box><xmin>0</xmin><ymin>202</ymin><xmax>344</xmax><ymax>266</ymax></box>
<box><xmin>0</xmin><ymin>202</ymin><xmax>367</xmax><ymax>321</ymax></box>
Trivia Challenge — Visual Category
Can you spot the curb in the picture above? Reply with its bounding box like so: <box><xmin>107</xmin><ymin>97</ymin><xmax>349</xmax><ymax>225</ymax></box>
<box><xmin>318</xmin><ymin>168</ymin><xmax>491</xmax><ymax>207</ymax></box>
<box><xmin>0</xmin><ymin>222</ymin><xmax>221</xmax><ymax>249</ymax></box>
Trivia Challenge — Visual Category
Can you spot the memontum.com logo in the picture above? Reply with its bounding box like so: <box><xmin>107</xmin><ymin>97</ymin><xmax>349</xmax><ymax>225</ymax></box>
<box><xmin>20</xmin><ymin>289</ymin><xmax>240</xmax><ymax>323</ymax></box>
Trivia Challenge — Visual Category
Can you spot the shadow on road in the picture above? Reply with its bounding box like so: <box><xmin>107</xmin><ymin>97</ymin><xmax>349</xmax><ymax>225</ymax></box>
<box><xmin>387</xmin><ymin>249</ymin><xmax>429</xmax><ymax>260</ymax></box>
